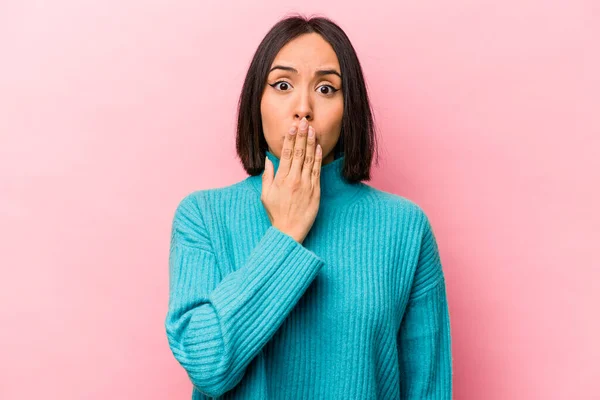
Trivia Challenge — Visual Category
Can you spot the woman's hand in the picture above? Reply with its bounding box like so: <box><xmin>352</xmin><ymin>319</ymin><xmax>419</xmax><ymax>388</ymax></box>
<box><xmin>261</xmin><ymin>117</ymin><xmax>323</xmax><ymax>244</ymax></box>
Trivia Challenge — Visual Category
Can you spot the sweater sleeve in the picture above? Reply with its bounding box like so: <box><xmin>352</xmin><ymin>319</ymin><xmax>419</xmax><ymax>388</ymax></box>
<box><xmin>397</xmin><ymin>212</ymin><xmax>453</xmax><ymax>399</ymax></box>
<box><xmin>165</xmin><ymin>193</ymin><xmax>325</xmax><ymax>398</ymax></box>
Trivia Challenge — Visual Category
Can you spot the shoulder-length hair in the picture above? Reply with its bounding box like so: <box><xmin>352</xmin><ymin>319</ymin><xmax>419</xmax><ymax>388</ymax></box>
<box><xmin>236</xmin><ymin>14</ymin><xmax>380</xmax><ymax>183</ymax></box>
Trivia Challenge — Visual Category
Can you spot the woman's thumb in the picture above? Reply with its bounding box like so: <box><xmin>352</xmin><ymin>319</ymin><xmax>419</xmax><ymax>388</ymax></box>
<box><xmin>262</xmin><ymin>156</ymin><xmax>273</xmax><ymax>188</ymax></box>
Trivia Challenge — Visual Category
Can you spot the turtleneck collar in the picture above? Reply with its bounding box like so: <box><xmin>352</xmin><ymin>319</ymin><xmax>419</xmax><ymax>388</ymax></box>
<box><xmin>247</xmin><ymin>150</ymin><xmax>362</xmax><ymax>204</ymax></box>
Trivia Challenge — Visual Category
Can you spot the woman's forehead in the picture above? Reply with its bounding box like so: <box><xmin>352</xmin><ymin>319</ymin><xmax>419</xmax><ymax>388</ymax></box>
<box><xmin>272</xmin><ymin>34</ymin><xmax>340</xmax><ymax>71</ymax></box>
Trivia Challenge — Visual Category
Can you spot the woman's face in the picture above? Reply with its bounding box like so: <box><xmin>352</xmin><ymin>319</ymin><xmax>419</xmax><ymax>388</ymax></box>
<box><xmin>261</xmin><ymin>33</ymin><xmax>343</xmax><ymax>166</ymax></box>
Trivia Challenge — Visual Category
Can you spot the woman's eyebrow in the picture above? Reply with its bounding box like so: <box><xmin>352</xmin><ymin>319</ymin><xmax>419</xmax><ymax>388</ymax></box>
<box><xmin>268</xmin><ymin>65</ymin><xmax>342</xmax><ymax>79</ymax></box>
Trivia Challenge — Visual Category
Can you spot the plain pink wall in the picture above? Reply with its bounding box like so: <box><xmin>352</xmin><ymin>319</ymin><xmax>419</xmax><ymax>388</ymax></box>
<box><xmin>1</xmin><ymin>1</ymin><xmax>598</xmax><ymax>398</ymax></box>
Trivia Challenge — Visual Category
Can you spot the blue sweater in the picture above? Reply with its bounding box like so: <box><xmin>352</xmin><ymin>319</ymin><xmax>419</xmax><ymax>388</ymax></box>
<box><xmin>165</xmin><ymin>150</ymin><xmax>453</xmax><ymax>399</ymax></box>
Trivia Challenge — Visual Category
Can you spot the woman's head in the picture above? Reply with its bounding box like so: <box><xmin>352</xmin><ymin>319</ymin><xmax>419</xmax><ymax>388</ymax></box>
<box><xmin>261</xmin><ymin>32</ymin><xmax>343</xmax><ymax>167</ymax></box>
<box><xmin>236</xmin><ymin>14</ymin><xmax>379</xmax><ymax>182</ymax></box>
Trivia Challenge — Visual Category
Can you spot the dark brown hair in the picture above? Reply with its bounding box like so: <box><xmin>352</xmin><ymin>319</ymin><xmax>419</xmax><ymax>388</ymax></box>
<box><xmin>236</xmin><ymin>13</ymin><xmax>380</xmax><ymax>182</ymax></box>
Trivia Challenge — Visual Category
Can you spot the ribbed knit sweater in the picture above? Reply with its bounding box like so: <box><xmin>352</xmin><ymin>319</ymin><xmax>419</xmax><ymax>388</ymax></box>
<box><xmin>165</xmin><ymin>150</ymin><xmax>453</xmax><ymax>399</ymax></box>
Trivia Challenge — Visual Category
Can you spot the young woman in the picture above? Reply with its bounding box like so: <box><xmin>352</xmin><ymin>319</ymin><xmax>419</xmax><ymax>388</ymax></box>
<box><xmin>165</xmin><ymin>14</ymin><xmax>452</xmax><ymax>399</ymax></box>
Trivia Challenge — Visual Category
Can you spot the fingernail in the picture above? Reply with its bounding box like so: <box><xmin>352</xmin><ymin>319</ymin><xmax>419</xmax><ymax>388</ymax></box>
<box><xmin>299</xmin><ymin>118</ymin><xmax>308</xmax><ymax>129</ymax></box>
<box><xmin>308</xmin><ymin>126</ymin><xmax>314</xmax><ymax>137</ymax></box>
<box><xmin>289</xmin><ymin>126</ymin><xmax>297</xmax><ymax>135</ymax></box>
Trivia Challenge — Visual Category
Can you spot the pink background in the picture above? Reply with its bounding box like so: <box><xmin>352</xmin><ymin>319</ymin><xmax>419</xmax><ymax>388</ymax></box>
<box><xmin>1</xmin><ymin>1</ymin><xmax>599</xmax><ymax>399</ymax></box>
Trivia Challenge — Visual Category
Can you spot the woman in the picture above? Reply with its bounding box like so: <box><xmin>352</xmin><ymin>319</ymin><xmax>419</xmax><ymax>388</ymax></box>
<box><xmin>165</xmin><ymin>14</ymin><xmax>452</xmax><ymax>399</ymax></box>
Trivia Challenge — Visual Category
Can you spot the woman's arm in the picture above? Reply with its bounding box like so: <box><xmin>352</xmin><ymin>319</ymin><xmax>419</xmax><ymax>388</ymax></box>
<box><xmin>397</xmin><ymin>211</ymin><xmax>453</xmax><ymax>399</ymax></box>
<box><xmin>165</xmin><ymin>192</ymin><xmax>324</xmax><ymax>398</ymax></box>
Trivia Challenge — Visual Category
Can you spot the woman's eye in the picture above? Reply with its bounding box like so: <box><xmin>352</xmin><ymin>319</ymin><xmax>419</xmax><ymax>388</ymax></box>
<box><xmin>317</xmin><ymin>84</ymin><xmax>338</xmax><ymax>95</ymax></box>
<box><xmin>271</xmin><ymin>81</ymin><xmax>291</xmax><ymax>91</ymax></box>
